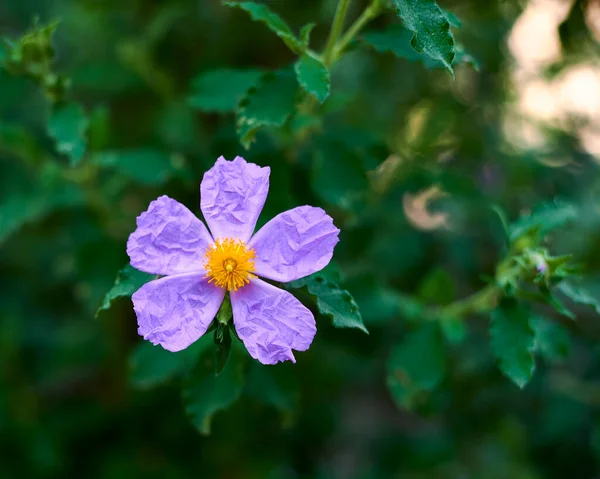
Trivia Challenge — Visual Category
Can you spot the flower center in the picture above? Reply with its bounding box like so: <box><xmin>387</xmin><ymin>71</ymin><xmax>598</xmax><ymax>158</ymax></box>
<box><xmin>204</xmin><ymin>238</ymin><xmax>256</xmax><ymax>291</ymax></box>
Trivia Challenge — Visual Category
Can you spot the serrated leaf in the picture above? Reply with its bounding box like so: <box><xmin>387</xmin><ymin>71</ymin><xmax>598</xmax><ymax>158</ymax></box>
<box><xmin>97</xmin><ymin>264</ymin><xmax>154</xmax><ymax>316</ymax></box>
<box><xmin>300</xmin><ymin>23</ymin><xmax>316</xmax><ymax>46</ymax></box>
<box><xmin>47</xmin><ymin>101</ymin><xmax>89</xmax><ymax>166</ymax></box>
<box><xmin>386</xmin><ymin>323</ymin><xmax>445</xmax><ymax>410</ymax></box>
<box><xmin>92</xmin><ymin>149</ymin><xmax>180</xmax><ymax>185</ymax></box>
<box><xmin>294</xmin><ymin>53</ymin><xmax>330</xmax><ymax>103</ymax></box>
<box><xmin>289</xmin><ymin>273</ymin><xmax>368</xmax><ymax>334</ymax></box>
<box><xmin>363</xmin><ymin>25</ymin><xmax>477</xmax><ymax>71</ymax></box>
<box><xmin>558</xmin><ymin>281</ymin><xmax>600</xmax><ymax>316</ymax></box>
<box><xmin>509</xmin><ymin>201</ymin><xmax>577</xmax><ymax>243</ymax></box>
<box><xmin>183</xmin><ymin>348</ymin><xmax>246</xmax><ymax>435</ymax></box>
<box><xmin>188</xmin><ymin>69</ymin><xmax>263</xmax><ymax>113</ymax></box>
<box><xmin>490</xmin><ymin>299</ymin><xmax>535</xmax><ymax>388</ymax></box>
<box><xmin>442</xmin><ymin>9</ymin><xmax>462</xmax><ymax>28</ymax></box>
<box><xmin>531</xmin><ymin>316</ymin><xmax>571</xmax><ymax>364</ymax></box>
<box><xmin>223</xmin><ymin>1</ymin><xmax>303</xmax><ymax>53</ymax></box>
<box><xmin>236</xmin><ymin>71</ymin><xmax>298</xmax><ymax>148</ymax></box>
<box><xmin>129</xmin><ymin>337</ymin><xmax>211</xmax><ymax>389</ymax></box>
<box><xmin>391</xmin><ymin>0</ymin><xmax>455</xmax><ymax>75</ymax></box>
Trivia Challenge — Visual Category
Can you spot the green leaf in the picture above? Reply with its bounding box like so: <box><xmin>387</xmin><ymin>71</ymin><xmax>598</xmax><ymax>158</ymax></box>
<box><xmin>418</xmin><ymin>268</ymin><xmax>455</xmax><ymax>305</ymax></box>
<box><xmin>531</xmin><ymin>316</ymin><xmax>571</xmax><ymax>364</ymax></box>
<box><xmin>97</xmin><ymin>264</ymin><xmax>154</xmax><ymax>317</ymax></box>
<box><xmin>183</xmin><ymin>348</ymin><xmax>246</xmax><ymax>435</ymax></box>
<box><xmin>47</xmin><ymin>101</ymin><xmax>89</xmax><ymax>166</ymax></box>
<box><xmin>237</xmin><ymin>71</ymin><xmax>298</xmax><ymax>149</ymax></box>
<box><xmin>509</xmin><ymin>201</ymin><xmax>577</xmax><ymax>243</ymax></box>
<box><xmin>294</xmin><ymin>53</ymin><xmax>330</xmax><ymax>103</ymax></box>
<box><xmin>363</xmin><ymin>25</ymin><xmax>476</xmax><ymax>71</ymax></box>
<box><xmin>391</xmin><ymin>0</ymin><xmax>455</xmax><ymax>75</ymax></box>
<box><xmin>490</xmin><ymin>299</ymin><xmax>535</xmax><ymax>388</ymax></box>
<box><xmin>558</xmin><ymin>281</ymin><xmax>600</xmax><ymax>316</ymax></box>
<box><xmin>92</xmin><ymin>149</ymin><xmax>180</xmax><ymax>185</ymax></box>
<box><xmin>223</xmin><ymin>1</ymin><xmax>303</xmax><ymax>53</ymax></box>
<box><xmin>386</xmin><ymin>323</ymin><xmax>445</xmax><ymax>410</ymax></box>
<box><xmin>300</xmin><ymin>23</ymin><xmax>316</xmax><ymax>47</ymax></box>
<box><xmin>442</xmin><ymin>9</ymin><xmax>462</xmax><ymax>28</ymax></box>
<box><xmin>129</xmin><ymin>337</ymin><xmax>211</xmax><ymax>389</ymax></box>
<box><xmin>188</xmin><ymin>69</ymin><xmax>263</xmax><ymax>113</ymax></box>
<box><xmin>289</xmin><ymin>273</ymin><xmax>368</xmax><ymax>334</ymax></box>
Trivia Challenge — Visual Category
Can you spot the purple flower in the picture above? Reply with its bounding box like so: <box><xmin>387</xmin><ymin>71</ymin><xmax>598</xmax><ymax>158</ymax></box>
<box><xmin>127</xmin><ymin>156</ymin><xmax>340</xmax><ymax>364</ymax></box>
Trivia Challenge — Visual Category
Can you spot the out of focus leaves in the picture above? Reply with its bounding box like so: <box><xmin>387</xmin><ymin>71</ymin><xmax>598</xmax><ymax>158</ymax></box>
<box><xmin>47</xmin><ymin>101</ymin><xmax>89</xmax><ymax>166</ymax></box>
<box><xmin>509</xmin><ymin>201</ymin><xmax>578</xmax><ymax>243</ymax></box>
<box><xmin>129</xmin><ymin>337</ymin><xmax>211</xmax><ymax>389</ymax></box>
<box><xmin>289</xmin><ymin>273</ymin><xmax>368</xmax><ymax>334</ymax></box>
<box><xmin>223</xmin><ymin>1</ymin><xmax>303</xmax><ymax>53</ymax></box>
<box><xmin>294</xmin><ymin>53</ymin><xmax>330</xmax><ymax>103</ymax></box>
<box><xmin>92</xmin><ymin>149</ymin><xmax>182</xmax><ymax>185</ymax></box>
<box><xmin>188</xmin><ymin>69</ymin><xmax>263</xmax><ymax>113</ymax></box>
<box><xmin>237</xmin><ymin>71</ymin><xmax>298</xmax><ymax>148</ymax></box>
<box><xmin>183</xmin><ymin>347</ymin><xmax>246</xmax><ymax>435</ymax></box>
<box><xmin>386</xmin><ymin>323</ymin><xmax>445</xmax><ymax>409</ymax></box>
<box><xmin>490</xmin><ymin>299</ymin><xmax>535</xmax><ymax>388</ymax></box>
<box><xmin>557</xmin><ymin>281</ymin><xmax>600</xmax><ymax>316</ymax></box>
<box><xmin>300</xmin><ymin>23</ymin><xmax>316</xmax><ymax>47</ymax></box>
<box><xmin>531</xmin><ymin>316</ymin><xmax>571</xmax><ymax>364</ymax></box>
<box><xmin>391</xmin><ymin>0</ymin><xmax>455</xmax><ymax>75</ymax></box>
<box><xmin>96</xmin><ymin>264</ymin><xmax>154</xmax><ymax>317</ymax></box>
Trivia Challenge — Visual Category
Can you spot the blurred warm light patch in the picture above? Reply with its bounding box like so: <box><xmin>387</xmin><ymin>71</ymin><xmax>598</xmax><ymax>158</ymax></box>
<box><xmin>403</xmin><ymin>186</ymin><xmax>449</xmax><ymax>231</ymax></box>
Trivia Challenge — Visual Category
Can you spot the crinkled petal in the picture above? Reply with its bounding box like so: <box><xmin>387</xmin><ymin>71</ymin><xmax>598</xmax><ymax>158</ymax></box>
<box><xmin>231</xmin><ymin>278</ymin><xmax>316</xmax><ymax>364</ymax></box>
<box><xmin>200</xmin><ymin>156</ymin><xmax>270</xmax><ymax>242</ymax></box>
<box><xmin>127</xmin><ymin>195</ymin><xmax>214</xmax><ymax>275</ymax></box>
<box><xmin>133</xmin><ymin>272</ymin><xmax>225</xmax><ymax>352</ymax></box>
<box><xmin>248</xmin><ymin>206</ymin><xmax>340</xmax><ymax>282</ymax></box>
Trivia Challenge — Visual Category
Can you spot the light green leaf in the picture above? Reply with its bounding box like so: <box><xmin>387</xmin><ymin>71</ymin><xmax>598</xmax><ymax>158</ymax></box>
<box><xmin>237</xmin><ymin>71</ymin><xmax>298</xmax><ymax>149</ymax></box>
<box><xmin>92</xmin><ymin>149</ymin><xmax>179</xmax><ymax>185</ymax></box>
<box><xmin>558</xmin><ymin>281</ymin><xmax>600</xmax><ymax>316</ymax></box>
<box><xmin>188</xmin><ymin>69</ymin><xmax>263</xmax><ymax>113</ymax></box>
<box><xmin>223</xmin><ymin>1</ymin><xmax>303</xmax><ymax>53</ymax></box>
<box><xmin>490</xmin><ymin>299</ymin><xmax>535</xmax><ymax>388</ymax></box>
<box><xmin>300</xmin><ymin>23</ymin><xmax>317</xmax><ymax>46</ymax></box>
<box><xmin>97</xmin><ymin>264</ymin><xmax>155</xmax><ymax>317</ymax></box>
<box><xmin>129</xmin><ymin>337</ymin><xmax>211</xmax><ymax>389</ymax></box>
<box><xmin>531</xmin><ymin>316</ymin><xmax>571</xmax><ymax>364</ymax></box>
<box><xmin>288</xmin><ymin>273</ymin><xmax>368</xmax><ymax>334</ymax></box>
<box><xmin>386</xmin><ymin>323</ymin><xmax>445</xmax><ymax>409</ymax></box>
<box><xmin>183</xmin><ymin>348</ymin><xmax>246</xmax><ymax>435</ymax></box>
<box><xmin>47</xmin><ymin>101</ymin><xmax>89</xmax><ymax>166</ymax></box>
<box><xmin>391</xmin><ymin>0</ymin><xmax>455</xmax><ymax>75</ymax></box>
<box><xmin>294</xmin><ymin>53</ymin><xmax>330</xmax><ymax>103</ymax></box>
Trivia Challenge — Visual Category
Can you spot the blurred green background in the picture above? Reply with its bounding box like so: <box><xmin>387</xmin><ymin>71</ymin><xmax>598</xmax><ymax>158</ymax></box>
<box><xmin>2</xmin><ymin>0</ymin><xmax>600</xmax><ymax>477</ymax></box>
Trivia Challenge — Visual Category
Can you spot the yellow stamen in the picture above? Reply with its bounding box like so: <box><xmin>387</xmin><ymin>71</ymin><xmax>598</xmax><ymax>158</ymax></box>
<box><xmin>204</xmin><ymin>238</ymin><xmax>256</xmax><ymax>291</ymax></box>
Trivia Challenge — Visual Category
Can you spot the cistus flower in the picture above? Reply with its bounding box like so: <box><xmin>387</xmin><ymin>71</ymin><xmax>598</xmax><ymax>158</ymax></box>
<box><xmin>127</xmin><ymin>156</ymin><xmax>340</xmax><ymax>364</ymax></box>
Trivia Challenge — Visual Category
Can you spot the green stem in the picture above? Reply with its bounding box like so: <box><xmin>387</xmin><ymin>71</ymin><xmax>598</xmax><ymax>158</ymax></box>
<box><xmin>440</xmin><ymin>284</ymin><xmax>500</xmax><ymax>318</ymax></box>
<box><xmin>333</xmin><ymin>0</ymin><xmax>382</xmax><ymax>61</ymax></box>
<box><xmin>323</xmin><ymin>0</ymin><xmax>353</xmax><ymax>66</ymax></box>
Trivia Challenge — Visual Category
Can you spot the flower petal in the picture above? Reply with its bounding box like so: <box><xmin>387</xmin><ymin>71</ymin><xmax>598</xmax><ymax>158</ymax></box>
<box><xmin>200</xmin><ymin>156</ymin><xmax>270</xmax><ymax>242</ymax></box>
<box><xmin>231</xmin><ymin>278</ymin><xmax>316</xmax><ymax>364</ymax></box>
<box><xmin>127</xmin><ymin>195</ymin><xmax>214</xmax><ymax>275</ymax></box>
<box><xmin>248</xmin><ymin>206</ymin><xmax>340</xmax><ymax>282</ymax></box>
<box><xmin>133</xmin><ymin>272</ymin><xmax>225</xmax><ymax>352</ymax></box>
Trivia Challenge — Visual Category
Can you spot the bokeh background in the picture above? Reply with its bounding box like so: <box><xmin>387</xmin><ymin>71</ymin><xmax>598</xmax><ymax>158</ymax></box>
<box><xmin>2</xmin><ymin>0</ymin><xmax>600</xmax><ymax>477</ymax></box>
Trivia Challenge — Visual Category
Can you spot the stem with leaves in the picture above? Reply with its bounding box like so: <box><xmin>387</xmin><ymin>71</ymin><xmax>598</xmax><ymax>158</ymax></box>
<box><xmin>323</xmin><ymin>0</ymin><xmax>353</xmax><ymax>66</ymax></box>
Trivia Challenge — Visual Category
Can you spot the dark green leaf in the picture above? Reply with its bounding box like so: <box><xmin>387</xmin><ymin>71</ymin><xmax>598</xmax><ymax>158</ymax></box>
<box><xmin>558</xmin><ymin>281</ymin><xmax>600</xmax><ymax>316</ymax></box>
<box><xmin>96</xmin><ymin>264</ymin><xmax>155</xmax><ymax>317</ymax></box>
<box><xmin>183</xmin><ymin>348</ymin><xmax>246</xmax><ymax>435</ymax></box>
<box><xmin>391</xmin><ymin>0</ymin><xmax>455</xmax><ymax>75</ymax></box>
<box><xmin>129</xmin><ymin>337</ymin><xmax>211</xmax><ymax>389</ymax></box>
<box><xmin>188</xmin><ymin>69</ymin><xmax>263</xmax><ymax>113</ymax></box>
<box><xmin>92</xmin><ymin>149</ymin><xmax>181</xmax><ymax>185</ymax></box>
<box><xmin>490</xmin><ymin>299</ymin><xmax>535</xmax><ymax>388</ymax></box>
<box><xmin>386</xmin><ymin>323</ymin><xmax>445</xmax><ymax>409</ymax></box>
<box><xmin>223</xmin><ymin>1</ymin><xmax>302</xmax><ymax>53</ymax></box>
<box><xmin>237</xmin><ymin>71</ymin><xmax>298</xmax><ymax>149</ymax></box>
<box><xmin>531</xmin><ymin>316</ymin><xmax>571</xmax><ymax>364</ymax></box>
<box><xmin>47</xmin><ymin>101</ymin><xmax>89</xmax><ymax>166</ymax></box>
<box><xmin>509</xmin><ymin>201</ymin><xmax>577</xmax><ymax>243</ymax></box>
<box><xmin>442</xmin><ymin>9</ymin><xmax>462</xmax><ymax>28</ymax></box>
<box><xmin>418</xmin><ymin>268</ymin><xmax>455</xmax><ymax>305</ymax></box>
<box><xmin>294</xmin><ymin>53</ymin><xmax>330</xmax><ymax>103</ymax></box>
<box><xmin>289</xmin><ymin>273</ymin><xmax>368</xmax><ymax>334</ymax></box>
<box><xmin>213</xmin><ymin>322</ymin><xmax>232</xmax><ymax>376</ymax></box>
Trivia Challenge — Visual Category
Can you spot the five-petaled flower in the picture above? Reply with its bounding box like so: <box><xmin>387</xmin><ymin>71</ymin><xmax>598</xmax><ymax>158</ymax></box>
<box><xmin>127</xmin><ymin>156</ymin><xmax>340</xmax><ymax>364</ymax></box>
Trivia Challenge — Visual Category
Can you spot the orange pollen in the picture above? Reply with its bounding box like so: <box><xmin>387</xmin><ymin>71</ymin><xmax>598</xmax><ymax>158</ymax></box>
<box><xmin>203</xmin><ymin>238</ymin><xmax>256</xmax><ymax>291</ymax></box>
